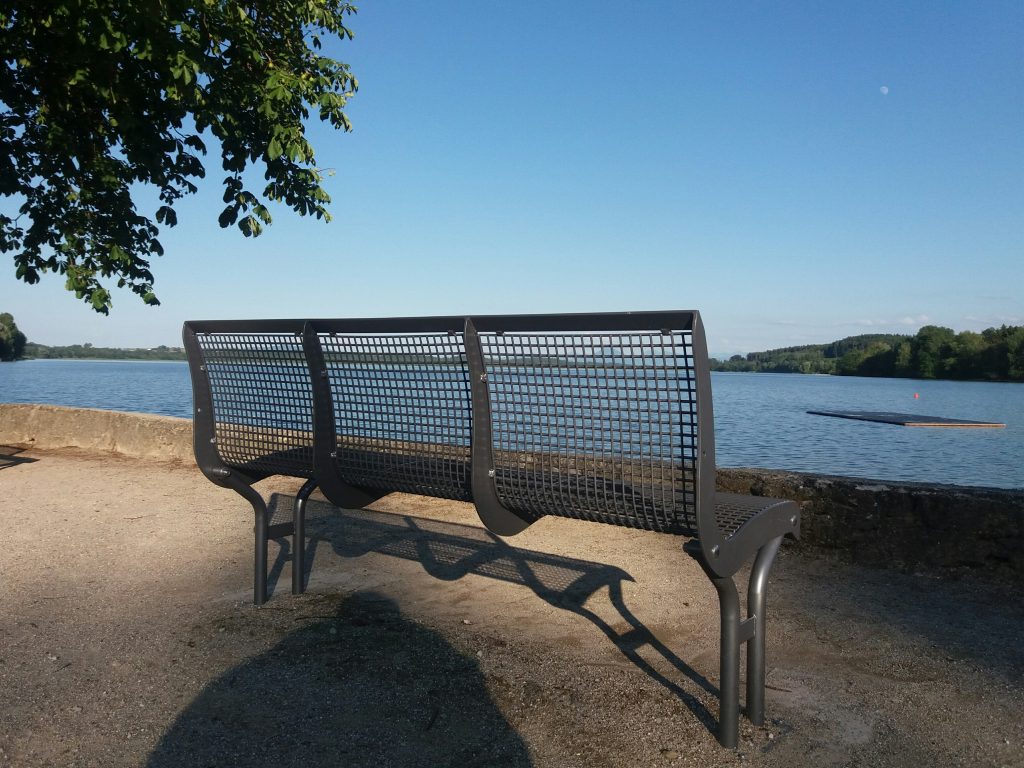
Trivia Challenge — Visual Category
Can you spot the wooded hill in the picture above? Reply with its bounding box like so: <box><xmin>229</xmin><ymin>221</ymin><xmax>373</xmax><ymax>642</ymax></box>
<box><xmin>711</xmin><ymin>325</ymin><xmax>1024</xmax><ymax>381</ymax></box>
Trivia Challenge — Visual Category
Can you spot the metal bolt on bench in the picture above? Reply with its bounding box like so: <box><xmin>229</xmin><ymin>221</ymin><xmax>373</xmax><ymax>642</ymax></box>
<box><xmin>183</xmin><ymin>311</ymin><xmax>800</xmax><ymax>749</ymax></box>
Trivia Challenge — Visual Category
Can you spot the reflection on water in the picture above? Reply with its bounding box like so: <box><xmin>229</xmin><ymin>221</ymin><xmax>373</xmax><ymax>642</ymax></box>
<box><xmin>1</xmin><ymin>360</ymin><xmax>1020</xmax><ymax>488</ymax></box>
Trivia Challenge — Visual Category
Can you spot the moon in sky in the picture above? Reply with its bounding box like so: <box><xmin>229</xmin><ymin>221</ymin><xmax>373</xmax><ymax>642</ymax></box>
<box><xmin>880</xmin><ymin>85</ymin><xmax>890</xmax><ymax>95</ymax></box>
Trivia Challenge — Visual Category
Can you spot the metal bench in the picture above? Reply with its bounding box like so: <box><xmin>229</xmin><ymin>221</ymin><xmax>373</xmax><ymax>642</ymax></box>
<box><xmin>183</xmin><ymin>311</ymin><xmax>800</xmax><ymax>748</ymax></box>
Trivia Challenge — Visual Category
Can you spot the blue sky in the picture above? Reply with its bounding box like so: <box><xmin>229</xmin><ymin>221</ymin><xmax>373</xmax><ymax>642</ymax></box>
<box><xmin>2</xmin><ymin>0</ymin><xmax>1021</xmax><ymax>356</ymax></box>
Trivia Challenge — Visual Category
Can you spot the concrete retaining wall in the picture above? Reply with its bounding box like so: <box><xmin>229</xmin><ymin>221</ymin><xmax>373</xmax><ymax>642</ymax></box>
<box><xmin>717</xmin><ymin>468</ymin><xmax>1024</xmax><ymax>577</ymax></box>
<box><xmin>2</xmin><ymin>403</ymin><xmax>1021</xmax><ymax>576</ymax></box>
<box><xmin>0</xmin><ymin>403</ymin><xmax>193</xmax><ymax>462</ymax></box>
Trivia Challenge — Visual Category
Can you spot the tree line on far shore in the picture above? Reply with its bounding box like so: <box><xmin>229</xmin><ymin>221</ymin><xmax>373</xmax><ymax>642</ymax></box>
<box><xmin>0</xmin><ymin>310</ymin><xmax>185</xmax><ymax>361</ymax></box>
<box><xmin>22</xmin><ymin>342</ymin><xmax>186</xmax><ymax>361</ymax></box>
<box><xmin>712</xmin><ymin>325</ymin><xmax>1024</xmax><ymax>381</ymax></box>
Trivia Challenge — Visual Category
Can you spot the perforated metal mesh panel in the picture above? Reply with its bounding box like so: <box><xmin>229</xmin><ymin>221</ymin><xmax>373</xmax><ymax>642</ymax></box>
<box><xmin>714</xmin><ymin>493</ymin><xmax>789</xmax><ymax>539</ymax></box>
<box><xmin>479</xmin><ymin>331</ymin><xmax>699</xmax><ymax>534</ymax></box>
<box><xmin>196</xmin><ymin>333</ymin><xmax>314</xmax><ymax>477</ymax></box>
<box><xmin>320</xmin><ymin>332</ymin><xmax>472</xmax><ymax>500</ymax></box>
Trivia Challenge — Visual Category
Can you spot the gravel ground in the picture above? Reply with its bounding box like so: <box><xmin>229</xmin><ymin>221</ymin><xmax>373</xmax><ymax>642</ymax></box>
<box><xmin>0</xmin><ymin>447</ymin><xmax>1021</xmax><ymax>768</ymax></box>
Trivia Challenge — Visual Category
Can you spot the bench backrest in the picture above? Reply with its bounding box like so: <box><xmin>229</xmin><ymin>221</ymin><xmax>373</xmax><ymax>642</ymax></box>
<box><xmin>184</xmin><ymin>320</ymin><xmax>314</xmax><ymax>481</ymax></box>
<box><xmin>466</xmin><ymin>314</ymin><xmax>707</xmax><ymax>536</ymax></box>
<box><xmin>184</xmin><ymin>312</ymin><xmax>715</xmax><ymax>541</ymax></box>
<box><xmin>305</xmin><ymin>317</ymin><xmax>474</xmax><ymax>503</ymax></box>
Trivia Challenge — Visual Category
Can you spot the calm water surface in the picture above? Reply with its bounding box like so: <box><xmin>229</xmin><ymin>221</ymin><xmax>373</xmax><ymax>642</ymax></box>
<box><xmin>1</xmin><ymin>360</ymin><xmax>1021</xmax><ymax>488</ymax></box>
<box><xmin>712</xmin><ymin>372</ymin><xmax>1022</xmax><ymax>489</ymax></box>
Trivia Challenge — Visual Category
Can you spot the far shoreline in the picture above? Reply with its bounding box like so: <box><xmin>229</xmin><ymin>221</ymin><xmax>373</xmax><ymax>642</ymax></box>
<box><xmin>710</xmin><ymin>368</ymin><xmax>1024</xmax><ymax>385</ymax></box>
<box><xmin>5</xmin><ymin>355</ymin><xmax>1023</xmax><ymax>384</ymax></box>
<box><xmin>12</xmin><ymin>356</ymin><xmax>186</xmax><ymax>363</ymax></box>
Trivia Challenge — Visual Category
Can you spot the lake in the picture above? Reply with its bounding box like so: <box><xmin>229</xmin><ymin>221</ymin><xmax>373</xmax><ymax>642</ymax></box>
<box><xmin>1</xmin><ymin>359</ymin><xmax>1021</xmax><ymax>489</ymax></box>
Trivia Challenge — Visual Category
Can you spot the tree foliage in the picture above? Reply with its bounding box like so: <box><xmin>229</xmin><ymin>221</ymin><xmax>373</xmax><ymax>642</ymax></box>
<box><xmin>0</xmin><ymin>311</ymin><xmax>27</xmax><ymax>360</ymax></box>
<box><xmin>713</xmin><ymin>334</ymin><xmax>908</xmax><ymax>375</ymax></box>
<box><xmin>0</xmin><ymin>0</ymin><xmax>357</xmax><ymax>312</ymax></box>
<box><xmin>711</xmin><ymin>326</ymin><xmax>1024</xmax><ymax>382</ymax></box>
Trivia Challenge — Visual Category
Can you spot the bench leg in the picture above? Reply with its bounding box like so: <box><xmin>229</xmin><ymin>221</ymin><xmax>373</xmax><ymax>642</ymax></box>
<box><xmin>707</xmin><ymin>573</ymin><xmax>743</xmax><ymax>749</ymax></box>
<box><xmin>225</xmin><ymin>483</ymin><xmax>272</xmax><ymax>605</ymax></box>
<box><xmin>693</xmin><ymin>536</ymin><xmax>784</xmax><ymax>749</ymax></box>
<box><xmin>232</xmin><ymin>480</ymin><xmax>317</xmax><ymax>605</ymax></box>
<box><xmin>253</xmin><ymin>496</ymin><xmax>270</xmax><ymax>605</ymax></box>
<box><xmin>292</xmin><ymin>479</ymin><xmax>318</xmax><ymax>595</ymax></box>
<box><xmin>746</xmin><ymin>535</ymin><xmax>783</xmax><ymax>727</ymax></box>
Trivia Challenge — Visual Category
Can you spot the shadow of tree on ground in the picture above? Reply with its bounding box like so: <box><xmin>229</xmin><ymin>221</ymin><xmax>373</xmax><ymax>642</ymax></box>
<box><xmin>148</xmin><ymin>592</ymin><xmax>532</xmax><ymax>768</ymax></box>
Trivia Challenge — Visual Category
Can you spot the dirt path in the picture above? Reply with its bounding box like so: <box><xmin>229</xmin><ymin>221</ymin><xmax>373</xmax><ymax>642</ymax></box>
<box><xmin>1</xmin><ymin>448</ymin><xmax>1021</xmax><ymax>767</ymax></box>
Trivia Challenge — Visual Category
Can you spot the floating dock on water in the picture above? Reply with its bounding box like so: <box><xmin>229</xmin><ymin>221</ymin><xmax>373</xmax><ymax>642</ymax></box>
<box><xmin>807</xmin><ymin>410</ymin><xmax>1006</xmax><ymax>428</ymax></box>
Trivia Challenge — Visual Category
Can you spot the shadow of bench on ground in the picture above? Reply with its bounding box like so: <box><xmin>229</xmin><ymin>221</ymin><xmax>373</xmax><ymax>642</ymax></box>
<box><xmin>265</xmin><ymin>494</ymin><xmax>718</xmax><ymax>732</ymax></box>
<box><xmin>0</xmin><ymin>446</ymin><xmax>37</xmax><ymax>470</ymax></box>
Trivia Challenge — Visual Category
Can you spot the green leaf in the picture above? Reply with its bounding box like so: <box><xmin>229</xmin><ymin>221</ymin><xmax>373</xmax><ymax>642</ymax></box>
<box><xmin>238</xmin><ymin>215</ymin><xmax>263</xmax><ymax>237</ymax></box>
<box><xmin>90</xmin><ymin>288</ymin><xmax>112</xmax><ymax>313</ymax></box>
<box><xmin>155</xmin><ymin>206</ymin><xmax>177</xmax><ymax>226</ymax></box>
<box><xmin>218</xmin><ymin>205</ymin><xmax>239</xmax><ymax>228</ymax></box>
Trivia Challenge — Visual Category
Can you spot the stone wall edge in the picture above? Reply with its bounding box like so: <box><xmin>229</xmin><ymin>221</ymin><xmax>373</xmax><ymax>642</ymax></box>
<box><xmin>0</xmin><ymin>403</ymin><xmax>193</xmax><ymax>463</ymax></box>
